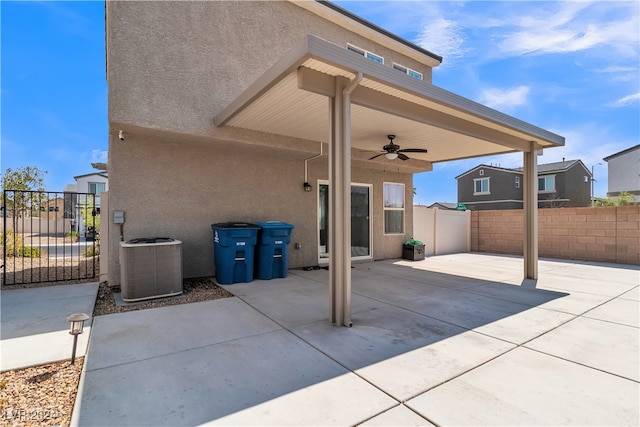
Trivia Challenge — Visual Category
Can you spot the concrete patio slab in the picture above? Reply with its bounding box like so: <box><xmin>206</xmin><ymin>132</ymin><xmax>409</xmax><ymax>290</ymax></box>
<box><xmin>356</xmin><ymin>262</ymin><xmax>491</xmax><ymax>291</ymax></box>
<box><xmin>85</xmin><ymin>298</ymin><xmax>281</xmax><ymax>371</ymax></box>
<box><xmin>360</xmin><ymin>404</ymin><xmax>436</xmax><ymax>426</ymax></box>
<box><xmin>465</xmin><ymin>282</ymin><xmax>611</xmax><ymax>315</ymax></box>
<box><xmin>583</xmin><ymin>297</ymin><xmax>640</xmax><ymax>327</ymax></box>
<box><xmin>546</xmin><ymin>261</ymin><xmax>640</xmax><ymax>285</ymax></box>
<box><xmin>525</xmin><ymin>316</ymin><xmax>639</xmax><ymax>381</ymax></box>
<box><xmin>504</xmin><ymin>274</ymin><xmax>637</xmax><ymax>298</ymax></box>
<box><xmin>69</xmin><ymin>253</ymin><xmax>639</xmax><ymax>426</ymax></box>
<box><xmin>399</xmin><ymin>290</ymin><xmax>574</xmax><ymax>344</ymax></box>
<box><xmin>0</xmin><ymin>282</ymin><xmax>98</xmax><ymax>371</ymax></box>
<box><xmin>620</xmin><ymin>286</ymin><xmax>639</xmax><ymax>301</ymax></box>
<box><xmin>406</xmin><ymin>347</ymin><xmax>640</xmax><ymax>426</ymax></box>
<box><xmin>233</xmin><ymin>281</ymin><xmax>388</xmax><ymax>328</ymax></box>
<box><xmin>292</xmin><ymin>305</ymin><xmax>515</xmax><ymax>400</ymax></box>
<box><xmin>219</xmin><ymin>272</ymin><xmax>323</xmax><ymax>297</ymax></box>
<box><xmin>75</xmin><ymin>327</ymin><xmax>397</xmax><ymax>426</ymax></box>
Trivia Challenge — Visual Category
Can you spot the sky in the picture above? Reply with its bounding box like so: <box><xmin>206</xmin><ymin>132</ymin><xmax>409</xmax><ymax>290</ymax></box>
<box><xmin>1</xmin><ymin>1</ymin><xmax>639</xmax><ymax>205</ymax></box>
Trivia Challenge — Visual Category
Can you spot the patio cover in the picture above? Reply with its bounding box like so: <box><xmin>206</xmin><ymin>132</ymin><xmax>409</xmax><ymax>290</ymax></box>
<box><xmin>215</xmin><ymin>34</ymin><xmax>564</xmax><ymax>326</ymax></box>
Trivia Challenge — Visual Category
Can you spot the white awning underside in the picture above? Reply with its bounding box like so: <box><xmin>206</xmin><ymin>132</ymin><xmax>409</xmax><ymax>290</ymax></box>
<box><xmin>215</xmin><ymin>35</ymin><xmax>564</xmax><ymax>169</ymax></box>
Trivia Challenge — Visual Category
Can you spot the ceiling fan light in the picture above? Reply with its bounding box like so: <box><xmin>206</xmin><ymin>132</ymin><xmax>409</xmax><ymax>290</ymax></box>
<box><xmin>384</xmin><ymin>152</ymin><xmax>398</xmax><ymax>160</ymax></box>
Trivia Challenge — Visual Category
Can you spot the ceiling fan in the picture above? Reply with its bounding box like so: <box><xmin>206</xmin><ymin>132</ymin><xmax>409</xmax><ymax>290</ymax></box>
<box><xmin>369</xmin><ymin>135</ymin><xmax>428</xmax><ymax>161</ymax></box>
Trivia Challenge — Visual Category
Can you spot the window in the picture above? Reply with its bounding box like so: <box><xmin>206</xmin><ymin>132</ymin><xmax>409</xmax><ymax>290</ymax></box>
<box><xmin>383</xmin><ymin>182</ymin><xmax>404</xmax><ymax>234</ymax></box>
<box><xmin>538</xmin><ymin>175</ymin><xmax>555</xmax><ymax>193</ymax></box>
<box><xmin>473</xmin><ymin>177</ymin><xmax>490</xmax><ymax>195</ymax></box>
<box><xmin>479</xmin><ymin>169</ymin><xmax>484</xmax><ymax>176</ymax></box>
<box><xmin>392</xmin><ymin>63</ymin><xmax>423</xmax><ymax>80</ymax></box>
<box><xmin>89</xmin><ymin>182</ymin><xmax>105</xmax><ymax>196</ymax></box>
<box><xmin>515</xmin><ymin>176</ymin><xmax>520</xmax><ymax>188</ymax></box>
<box><xmin>347</xmin><ymin>44</ymin><xmax>383</xmax><ymax>64</ymax></box>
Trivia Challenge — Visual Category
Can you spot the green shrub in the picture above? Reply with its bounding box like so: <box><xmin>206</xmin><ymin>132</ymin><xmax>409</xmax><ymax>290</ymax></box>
<box><xmin>20</xmin><ymin>246</ymin><xmax>42</xmax><ymax>258</ymax></box>
<box><xmin>0</xmin><ymin>230</ymin><xmax>23</xmax><ymax>257</ymax></box>
<box><xmin>82</xmin><ymin>245</ymin><xmax>100</xmax><ymax>257</ymax></box>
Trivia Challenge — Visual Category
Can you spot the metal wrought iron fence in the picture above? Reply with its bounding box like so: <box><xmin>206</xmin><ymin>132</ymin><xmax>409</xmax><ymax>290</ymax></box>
<box><xmin>2</xmin><ymin>190</ymin><xmax>99</xmax><ymax>286</ymax></box>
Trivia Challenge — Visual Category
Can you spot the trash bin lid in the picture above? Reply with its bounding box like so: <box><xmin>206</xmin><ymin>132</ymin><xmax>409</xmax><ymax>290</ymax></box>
<box><xmin>125</xmin><ymin>237</ymin><xmax>175</xmax><ymax>244</ymax></box>
<box><xmin>212</xmin><ymin>222</ymin><xmax>260</xmax><ymax>229</ymax></box>
<box><xmin>256</xmin><ymin>221</ymin><xmax>295</xmax><ymax>229</ymax></box>
<box><xmin>120</xmin><ymin>237</ymin><xmax>181</xmax><ymax>247</ymax></box>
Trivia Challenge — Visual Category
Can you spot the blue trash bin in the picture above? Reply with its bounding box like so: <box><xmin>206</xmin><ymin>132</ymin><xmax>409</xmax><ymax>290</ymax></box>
<box><xmin>211</xmin><ymin>223</ymin><xmax>260</xmax><ymax>284</ymax></box>
<box><xmin>255</xmin><ymin>221</ymin><xmax>295</xmax><ymax>280</ymax></box>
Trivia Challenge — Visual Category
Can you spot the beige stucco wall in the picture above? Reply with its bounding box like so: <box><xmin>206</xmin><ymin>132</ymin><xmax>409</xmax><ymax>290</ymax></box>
<box><xmin>106</xmin><ymin>1</ymin><xmax>424</xmax><ymax>283</ymax></box>
<box><xmin>107</xmin><ymin>1</ymin><xmax>432</xmax><ymax>137</ymax></box>
<box><xmin>108</xmin><ymin>132</ymin><xmax>412</xmax><ymax>281</ymax></box>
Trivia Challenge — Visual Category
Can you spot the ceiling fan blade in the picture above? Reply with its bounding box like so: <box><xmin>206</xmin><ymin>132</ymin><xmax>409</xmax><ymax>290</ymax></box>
<box><xmin>398</xmin><ymin>153</ymin><xmax>410</xmax><ymax>161</ymax></box>
<box><xmin>369</xmin><ymin>153</ymin><xmax>385</xmax><ymax>160</ymax></box>
<box><xmin>398</xmin><ymin>148</ymin><xmax>428</xmax><ymax>153</ymax></box>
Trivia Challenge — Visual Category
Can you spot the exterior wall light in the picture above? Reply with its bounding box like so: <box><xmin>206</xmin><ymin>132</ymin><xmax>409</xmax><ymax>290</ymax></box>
<box><xmin>67</xmin><ymin>313</ymin><xmax>90</xmax><ymax>364</ymax></box>
<box><xmin>303</xmin><ymin>182</ymin><xmax>312</xmax><ymax>192</ymax></box>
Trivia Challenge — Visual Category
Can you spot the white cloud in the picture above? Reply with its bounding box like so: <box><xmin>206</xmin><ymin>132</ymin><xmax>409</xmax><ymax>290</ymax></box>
<box><xmin>496</xmin><ymin>2</ymin><xmax>639</xmax><ymax>58</ymax></box>
<box><xmin>479</xmin><ymin>85</ymin><xmax>530</xmax><ymax>110</ymax></box>
<box><xmin>414</xmin><ymin>18</ymin><xmax>470</xmax><ymax>62</ymax></box>
<box><xmin>607</xmin><ymin>92</ymin><xmax>640</xmax><ymax>108</ymax></box>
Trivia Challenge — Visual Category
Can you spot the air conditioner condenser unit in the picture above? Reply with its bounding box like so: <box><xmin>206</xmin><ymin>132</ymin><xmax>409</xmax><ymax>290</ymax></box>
<box><xmin>119</xmin><ymin>238</ymin><xmax>183</xmax><ymax>302</ymax></box>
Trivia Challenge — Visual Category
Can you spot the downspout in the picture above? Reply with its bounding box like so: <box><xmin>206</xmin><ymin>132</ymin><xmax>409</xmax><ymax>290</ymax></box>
<box><xmin>304</xmin><ymin>143</ymin><xmax>323</xmax><ymax>191</ymax></box>
<box><xmin>344</xmin><ymin>72</ymin><xmax>363</xmax><ymax>96</ymax></box>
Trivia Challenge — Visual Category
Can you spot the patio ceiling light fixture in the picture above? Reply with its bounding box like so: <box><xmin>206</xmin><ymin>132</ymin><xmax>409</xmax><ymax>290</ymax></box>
<box><xmin>67</xmin><ymin>313</ymin><xmax>89</xmax><ymax>364</ymax></box>
<box><xmin>384</xmin><ymin>152</ymin><xmax>398</xmax><ymax>160</ymax></box>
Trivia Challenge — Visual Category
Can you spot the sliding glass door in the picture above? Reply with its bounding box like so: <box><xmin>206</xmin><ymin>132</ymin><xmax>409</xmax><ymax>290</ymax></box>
<box><xmin>318</xmin><ymin>182</ymin><xmax>372</xmax><ymax>262</ymax></box>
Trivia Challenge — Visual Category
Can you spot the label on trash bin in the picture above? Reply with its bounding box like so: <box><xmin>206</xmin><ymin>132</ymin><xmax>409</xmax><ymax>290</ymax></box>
<box><xmin>214</xmin><ymin>231</ymin><xmax>219</xmax><ymax>244</ymax></box>
<box><xmin>236</xmin><ymin>241</ymin><xmax>246</xmax><ymax>246</ymax></box>
<box><xmin>275</xmin><ymin>240</ymin><xmax>283</xmax><ymax>244</ymax></box>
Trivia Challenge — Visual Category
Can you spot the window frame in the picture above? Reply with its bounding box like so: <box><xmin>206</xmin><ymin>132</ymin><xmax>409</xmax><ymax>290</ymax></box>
<box><xmin>538</xmin><ymin>175</ymin><xmax>556</xmax><ymax>193</ymax></box>
<box><xmin>347</xmin><ymin>43</ymin><xmax>384</xmax><ymax>64</ymax></box>
<box><xmin>383</xmin><ymin>182</ymin><xmax>405</xmax><ymax>235</ymax></box>
<box><xmin>473</xmin><ymin>177</ymin><xmax>491</xmax><ymax>195</ymax></box>
<box><xmin>88</xmin><ymin>182</ymin><xmax>106</xmax><ymax>196</ymax></box>
<box><xmin>392</xmin><ymin>63</ymin><xmax>423</xmax><ymax>80</ymax></box>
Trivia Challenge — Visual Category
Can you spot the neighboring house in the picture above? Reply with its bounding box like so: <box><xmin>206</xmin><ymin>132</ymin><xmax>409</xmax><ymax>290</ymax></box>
<box><xmin>72</xmin><ymin>171</ymin><xmax>108</xmax><ymax>236</ymax></box>
<box><xmin>457</xmin><ymin>160</ymin><xmax>591</xmax><ymax>210</ymax></box>
<box><xmin>74</xmin><ymin>171</ymin><xmax>108</xmax><ymax>210</ymax></box>
<box><xmin>105</xmin><ymin>1</ymin><xmax>563</xmax><ymax>319</ymax></box>
<box><xmin>604</xmin><ymin>144</ymin><xmax>640</xmax><ymax>203</ymax></box>
<box><xmin>426</xmin><ymin>202</ymin><xmax>465</xmax><ymax>211</ymax></box>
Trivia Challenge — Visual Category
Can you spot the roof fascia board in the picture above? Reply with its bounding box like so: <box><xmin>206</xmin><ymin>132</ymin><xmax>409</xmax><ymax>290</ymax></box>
<box><xmin>455</xmin><ymin>164</ymin><xmax>522</xmax><ymax>180</ymax></box>
<box><xmin>603</xmin><ymin>144</ymin><xmax>640</xmax><ymax>161</ymax></box>
<box><xmin>289</xmin><ymin>0</ymin><xmax>442</xmax><ymax>67</ymax></box>
<box><xmin>304</xmin><ymin>35</ymin><xmax>564</xmax><ymax>147</ymax></box>
<box><xmin>74</xmin><ymin>172</ymin><xmax>109</xmax><ymax>180</ymax></box>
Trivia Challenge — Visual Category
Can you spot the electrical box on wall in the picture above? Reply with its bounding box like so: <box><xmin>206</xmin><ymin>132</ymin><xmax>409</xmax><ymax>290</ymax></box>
<box><xmin>114</xmin><ymin>210</ymin><xmax>125</xmax><ymax>224</ymax></box>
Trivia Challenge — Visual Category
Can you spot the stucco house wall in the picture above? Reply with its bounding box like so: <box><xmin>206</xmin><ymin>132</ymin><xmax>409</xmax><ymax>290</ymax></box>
<box><xmin>457</xmin><ymin>166</ymin><xmax>522</xmax><ymax>211</ymax></box>
<box><xmin>106</xmin><ymin>1</ymin><xmax>422</xmax><ymax>283</ymax></box>
<box><xmin>605</xmin><ymin>145</ymin><xmax>640</xmax><ymax>202</ymax></box>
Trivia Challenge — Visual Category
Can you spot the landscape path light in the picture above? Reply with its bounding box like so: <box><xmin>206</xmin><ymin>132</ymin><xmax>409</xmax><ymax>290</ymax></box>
<box><xmin>67</xmin><ymin>313</ymin><xmax>89</xmax><ymax>364</ymax></box>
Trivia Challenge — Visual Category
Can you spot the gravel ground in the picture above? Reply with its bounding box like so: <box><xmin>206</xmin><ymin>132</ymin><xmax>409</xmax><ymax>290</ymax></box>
<box><xmin>93</xmin><ymin>277</ymin><xmax>234</xmax><ymax>316</ymax></box>
<box><xmin>2</xmin><ymin>259</ymin><xmax>234</xmax><ymax>426</ymax></box>
<box><xmin>0</xmin><ymin>358</ymin><xmax>84</xmax><ymax>427</ymax></box>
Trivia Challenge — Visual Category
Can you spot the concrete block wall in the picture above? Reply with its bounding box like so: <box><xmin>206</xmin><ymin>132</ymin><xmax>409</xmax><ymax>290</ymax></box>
<box><xmin>471</xmin><ymin>206</ymin><xmax>639</xmax><ymax>265</ymax></box>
